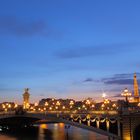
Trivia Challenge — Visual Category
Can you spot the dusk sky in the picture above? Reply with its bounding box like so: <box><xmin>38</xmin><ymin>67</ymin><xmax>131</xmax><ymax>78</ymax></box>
<box><xmin>0</xmin><ymin>0</ymin><xmax>140</xmax><ymax>103</ymax></box>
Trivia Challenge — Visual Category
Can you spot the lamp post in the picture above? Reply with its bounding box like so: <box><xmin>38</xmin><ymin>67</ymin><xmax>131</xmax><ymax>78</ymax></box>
<box><xmin>121</xmin><ymin>88</ymin><xmax>132</xmax><ymax>107</ymax></box>
<box><xmin>121</xmin><ymin>88</ymin><xmax>132</xmax><ymax>102</ymax></box>
<box><xmin>65</xmin><ymin>125</ymin><xmax>70</xmax><ymax>140</ymax></box>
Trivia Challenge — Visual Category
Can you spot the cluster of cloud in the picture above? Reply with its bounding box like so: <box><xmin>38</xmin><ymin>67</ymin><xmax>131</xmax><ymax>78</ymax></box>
<box><xmin>102</xmin><ymin>73</ymin><xmax>140</xmax><ymax>85</ymax></box>
<box><xmin>0</xmin><ymin>16</ymin><xmax>49</xmax><ymax>37</ymax></box>
<box><xmin>83</xmin><ymin>73</ymin><xmax>140</xmax><ymax>85</ymax></box>
<box><xmin>55</xmin><ymin>43</ymin><xmax>137</xmax><ymax>59</ymax></box>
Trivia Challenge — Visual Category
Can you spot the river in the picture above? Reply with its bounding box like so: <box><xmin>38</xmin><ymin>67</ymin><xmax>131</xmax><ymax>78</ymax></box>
<box><xmin>0</xmin><ymin>123</ymin><xmax>108</xmax><ymax>140</ymax></box>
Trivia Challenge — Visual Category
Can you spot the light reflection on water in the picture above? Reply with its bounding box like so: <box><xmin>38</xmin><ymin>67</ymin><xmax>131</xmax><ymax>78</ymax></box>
<box><xmin>0</xmin><ymin>123</ymin><xmax>108</xmax><ymax>140</ymax></box>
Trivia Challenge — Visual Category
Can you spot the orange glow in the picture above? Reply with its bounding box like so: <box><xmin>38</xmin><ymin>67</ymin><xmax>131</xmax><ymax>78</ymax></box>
<box><xmin>101</xmin><ymin>104</ymin><xmax>105</xmax><ymax>108</ymax></box>
<box><xmin>14</xmin><ymin>104</ymin><xmax>18</xmax><ymax>108</ymax></box>
<box><xmin>8</xmin><ymin>104</ymin><xmax>11</xmax><ymax>108</ymax></box>
<box><xmin>112</xmin><ymin>103</ymin><xmax>116</xmax><ymax>108</ymax></box>
<box><xmin>70</xmin><ymin>100</ymin><xmax>74</xmax><ymax>105</ymax></box>
<box><xmin>85</xmin><ymin>99</ymin><xmax>91</xmax><ymax>105</ymax></box>
<box><xmin>34</xmin><ymin>102</ymin><xmax>38</xmax><ymax>106</ymax></box>
<box><xmin>56</xmin><ymin>101</ymin><xmax>61</xmax><ymax>106</ymax></box>
<box><xmin>49</xmin><ymin>107</ymin><xmax>52</xmax><ymax>110</ymax></box>
<box><xmin>45</xmin><ymin>102</ymin><xmax>48</xmax><ymax>106</ymax></box>
<box><xmin>104</xmin><ymin>99</ymin><xmax>110</xmax><ymax>104</ymax></box>
<box><xmin>59</xmin><ymin>123</ymin><xmax>64</xmax><ymax>128</ymax></box>
<box><xmin>40</xmin><ymin>124</ymin><xmax>48</xmax><ymax>129</ymax></box>
<box><xmin>82</xmin><ymin>105</ymin><xmax>85</xmax><ymax>108</ymax></box>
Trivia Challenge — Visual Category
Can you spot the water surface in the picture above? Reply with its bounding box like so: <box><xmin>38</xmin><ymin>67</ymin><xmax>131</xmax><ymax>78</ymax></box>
<box><xmin>0</xmin><ymin>123</ymin><xmax>108</xmax><ymax>140</ymax></box>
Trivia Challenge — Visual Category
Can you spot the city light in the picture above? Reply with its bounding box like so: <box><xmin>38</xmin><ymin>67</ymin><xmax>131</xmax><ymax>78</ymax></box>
<box><xmin>34</xmin><ymin>102</ymin><xmax>38</xmax><ymax>106</ymax></box>
<box><xmin>104</xmin><ymin>99</ymin><xmax>110</xmax><ymax>104</ymax></box>
<box><xmin>45</xmin><ymin>102</ymin><xmax>49</xmax><ymax>106</ymax></box>
<box><xmin>70</xmin><ymin>100</ymin><xmax>74</xmax><ymax>105</ymax></box>
<box><xmin>14</xmin><ymin>104</ymin><xmax>18</xmax><ymax>108</ymax></box>
<box><xmin>112</xmin><ymin>104</ymin><xmax>117</xmax><ymax>108</ymax></box>
<box><xmin>56</xmin><ymin>101</ymin><xmax>61</xmax><ymax>106</ymax></box>
<box><xmin>102</xmin><ymin>93</ymin><xmax>106</xmax><ymax>99</ymax></box>
<box><xmin>0</xmin><ymin>85</ymin><xmax>138</xmax><ymax>114</ymax></box>
<box><xmin>85</xmin><ymin>100</ymin><xmax>91</xmax><ymax>105</ymax></box>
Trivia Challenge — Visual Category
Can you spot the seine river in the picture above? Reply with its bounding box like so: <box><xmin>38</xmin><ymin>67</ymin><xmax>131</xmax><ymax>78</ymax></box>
<box><xmin>0</xmin><ymin>123</ymin><xmax>108</xmax><ymax>140</ymax></box>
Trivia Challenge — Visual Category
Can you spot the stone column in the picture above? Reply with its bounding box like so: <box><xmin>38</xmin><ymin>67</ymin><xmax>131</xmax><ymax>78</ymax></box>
<box><xmin>106</xmin><ymin>118</ymin><xmax>110</xmax><ymax>132</ymax></box>
<box><xmin>87</xmin><ymin>120</ymin><xmax>90</xmax><ymax>126</ymax></box>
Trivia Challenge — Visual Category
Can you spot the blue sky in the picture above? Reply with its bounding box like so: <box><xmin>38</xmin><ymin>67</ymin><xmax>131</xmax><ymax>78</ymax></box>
<box><xmin>0</xmin><ymin>0</ymin><xmax>140</xmax><ymax>103</ymax></box>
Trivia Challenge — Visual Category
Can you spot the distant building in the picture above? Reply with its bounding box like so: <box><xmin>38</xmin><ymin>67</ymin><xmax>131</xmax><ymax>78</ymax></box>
<box><xmin>23</xmin><ymin>88</ymin><xmax>30</xmax><ymax>109</ymax></box>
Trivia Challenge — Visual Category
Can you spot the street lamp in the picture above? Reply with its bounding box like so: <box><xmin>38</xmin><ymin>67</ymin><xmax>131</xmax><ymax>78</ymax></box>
<box><xmin>121</xmin><ymin>88</ymin><xmax>132</xmax><ymax>103</ymax></box>
<box><xmin>121</xmin><ymin>88</ymin><xmax>132</xmax><ymax>107</ymax></box>
<box><xmin>104</xmin><ymin>99</ymin><xmax>110</xmax><ymax>104</ymax></box>
<box><xmin>56</xmin><ymin>101</ymin><xmax>61</xmax><ymax>106</ymax></box>
<box><xmin>34</xmin><ymin>102</ymin><xmax>38</xmax><ymax>107</ymax></box>
<box><xmin>138</xmin><ymin>103</ymin><xmax>140</xmax><ymax>107</ymax></box>
<box><xmin>85</xmin><ymin>99</ymin><xmax>91</xmax><ymax>105</ymax></box>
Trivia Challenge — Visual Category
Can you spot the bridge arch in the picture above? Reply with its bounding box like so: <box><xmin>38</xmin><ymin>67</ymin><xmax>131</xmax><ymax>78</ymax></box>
<box><xmin>0</xmin><ymin>113</ymin><xmax>60</xmax><ymax>127</ymax></box>
<box><xmin>0</xmin><ymin>116</ymin><xmax>41</xmax><ymax>127</ymax></box>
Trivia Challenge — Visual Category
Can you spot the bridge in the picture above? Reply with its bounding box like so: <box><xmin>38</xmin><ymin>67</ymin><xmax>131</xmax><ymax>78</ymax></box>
<box><xmin>0</xmin><ymin>111</ymin><xmax>120</xmax><ymax>140</ymax></box>
<box><xmin>0</xmin><ymin>110</ymin><xmax>140</xmax><ymax>140</ymax></box>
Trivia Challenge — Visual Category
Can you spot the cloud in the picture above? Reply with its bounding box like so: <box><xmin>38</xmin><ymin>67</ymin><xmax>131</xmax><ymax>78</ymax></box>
<box><xmin>111</xmin><ymin>94</ymin><xmax>122</xmax><ymax>98</ymax></box>
<box><xmin>84</xmin><ymin>78</ymin><xmax>94</xmax><ymax>82</ymax></box>
<box><xmin>83</xmin><ymin>78</ymin><xmax>99</xmax><ymax>83</ymax></box>
<box><xmin>113</xmin><ymin>73</ymin><xmax>140</xmax><ymax>79</ymax></box>
<box><xmin>0</xmin><ymin>16</ymin><xmax>50</xmax><ymax>37</ymax></box>
<box><xmin>102</xmin><ymin>73</ymin><xmax>140</xmax><ymax>85</ymax></box>
<box><xmin>55</xmin><ymin>43</ymin><xmax>137</xmax><ymax>59</ymax></box>
<box><xmin>104</xmin><ymin>79</ymin><xmax>133</xmax><ymax>85</ymax></box>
